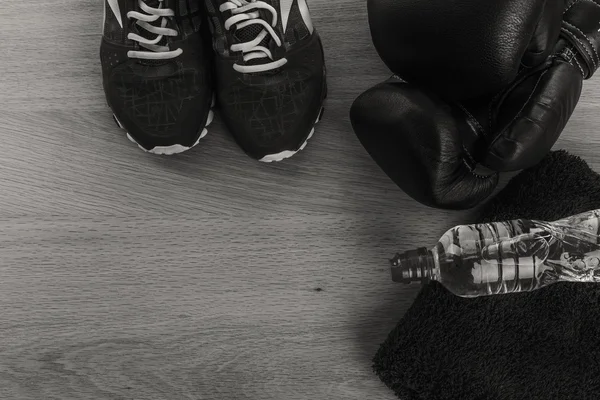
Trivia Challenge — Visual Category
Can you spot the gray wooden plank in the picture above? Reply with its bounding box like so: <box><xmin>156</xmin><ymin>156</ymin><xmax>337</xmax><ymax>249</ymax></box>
<box><xmin>0</xmin><ymin>216</ymin><xmax>430</xmax><ymax>400</ymax></box>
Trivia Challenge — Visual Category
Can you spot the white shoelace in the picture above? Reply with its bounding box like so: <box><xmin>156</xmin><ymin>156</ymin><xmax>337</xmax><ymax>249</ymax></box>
<box><xmin>220</xmin><ymin>0</ymin><xmax>288</xmax><ymax>73</ymax></box>
<box><xmin>127</xmin><ymin>0</ymin><xmax>183</xmax><ymax>60</ymax></box>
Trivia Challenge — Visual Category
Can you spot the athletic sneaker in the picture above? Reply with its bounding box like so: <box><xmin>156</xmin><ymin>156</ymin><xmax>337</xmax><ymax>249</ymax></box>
<box><xmin>204</xmin><ymin>0</ymin><xmax>327</xmax><ymax>162</ymax></box>
<box><xmin>101</xmin><ymin>0</ymin><xmax>214</xmax><ymax>155</ymax></box>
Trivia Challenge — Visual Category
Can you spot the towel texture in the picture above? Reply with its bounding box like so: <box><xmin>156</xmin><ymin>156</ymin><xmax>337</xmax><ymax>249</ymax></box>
<box><xmin>374</xmin><ymin>151</ymin><xmax>600</xmax><ymax>400</ymax></box>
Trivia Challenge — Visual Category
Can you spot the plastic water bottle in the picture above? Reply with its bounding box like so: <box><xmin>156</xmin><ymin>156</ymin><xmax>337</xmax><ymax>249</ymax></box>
<box><xmin>391</xmin><ymin>209</ymin><xmax>600</xmax><ymax>297</ymax></box>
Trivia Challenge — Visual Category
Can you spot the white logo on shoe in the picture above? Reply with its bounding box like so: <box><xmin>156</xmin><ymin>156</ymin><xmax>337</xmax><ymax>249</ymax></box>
<box><xmin>107</xmin><ymin>0</ymin><xmax>123</xmax><ymax>28</ymax></box>
<box><xmin>280</xmin><ymin>0</ymin><xmax>314</xmax><ymax>34</ymax></box>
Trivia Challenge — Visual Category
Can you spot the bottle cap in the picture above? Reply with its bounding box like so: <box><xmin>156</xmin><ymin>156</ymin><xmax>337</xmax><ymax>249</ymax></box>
<box><xmin>390</xmin><ymin>247</ymin><xmax>433</xmax><ymax>283</ymax></box>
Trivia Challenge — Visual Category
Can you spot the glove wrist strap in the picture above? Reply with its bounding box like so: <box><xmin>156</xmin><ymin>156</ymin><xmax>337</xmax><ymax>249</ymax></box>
<box><xmin>561</xmin><ymin>0</ymin><xmax>600</xmax><ymax>79</ymax></box>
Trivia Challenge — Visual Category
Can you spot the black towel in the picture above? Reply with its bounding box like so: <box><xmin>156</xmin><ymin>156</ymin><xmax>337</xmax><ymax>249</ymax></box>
<box><xmin>374</xmin><ymin>151</ymin><xmax>600</xmax><ymax>400</ymax></box>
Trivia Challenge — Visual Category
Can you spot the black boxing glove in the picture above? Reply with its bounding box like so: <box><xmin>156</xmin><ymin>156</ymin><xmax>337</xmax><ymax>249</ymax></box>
<box><xmin>351</xmin><ymin>0</ymin><xmax>600</xmax><ymax>209</ymax></box>
<box><xmin>367</xmin><ymin>0</ymin><xmax>564</xmax><ymax>100</ymax></box>
<box><xmin>351</xmin><ymin>77</ymin><xmax>499</xmax><ymax>210</ymax></box>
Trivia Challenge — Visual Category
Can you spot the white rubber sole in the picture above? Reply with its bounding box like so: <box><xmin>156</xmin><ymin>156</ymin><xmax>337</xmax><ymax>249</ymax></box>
<box><xmin>115</xmin><ymin>96</ymin><xmax>215</xmax><ymax>156</ymax></box>
<box><xmin>258</xmin><ymin>107</ymin><xmax>325</xmax><ymax>163</ymax></box>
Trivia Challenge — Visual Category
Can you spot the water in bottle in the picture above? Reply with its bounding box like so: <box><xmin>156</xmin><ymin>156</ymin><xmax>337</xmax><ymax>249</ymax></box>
<box><xmin>391</xmin><ymin>209</ymin><xmax>600</xmax><ymax>297</ymax></box>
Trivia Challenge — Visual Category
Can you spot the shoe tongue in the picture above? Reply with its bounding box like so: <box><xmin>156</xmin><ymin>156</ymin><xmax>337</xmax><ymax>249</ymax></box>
<box><xmin>234</xmin><ymin>23</ymin><xmax>266</xmax><ymax>44</ymax></box>
<box><xmin>136</xmin><ymin>0</ymin><xmax>173</xmax><ymax>64</ymax></box>
<box><xmin>136</xmin><ymin>0</ymin><xmax>171</xmax><ymax>46</ymax></box>
<box><xmin>232</xmin><ymin>9</ymin><xmax>280</xmax><ymax>68</ymax></box>
<box><xmin>144</xmin><ymin>0</ymin><xmax>161</xmax><ymax>7</ymax></box>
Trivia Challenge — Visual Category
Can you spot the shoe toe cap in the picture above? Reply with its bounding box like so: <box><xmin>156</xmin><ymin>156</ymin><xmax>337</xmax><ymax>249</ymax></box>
<box><xmin>219</xmin><ymin>69</ymin><xmax>325</xmax><ymax>159</ymax></box>
<box><xmin>107</xmin><ymin>63</ymin><xmax>213</xmax><ymax>150</ymax></box>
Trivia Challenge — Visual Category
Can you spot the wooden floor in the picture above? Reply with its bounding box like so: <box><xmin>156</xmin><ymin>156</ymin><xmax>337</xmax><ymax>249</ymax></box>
<box><xmin>2</xmin><ymin>1</ymin><xmax>600</xmax><ymax>399</ymax></box>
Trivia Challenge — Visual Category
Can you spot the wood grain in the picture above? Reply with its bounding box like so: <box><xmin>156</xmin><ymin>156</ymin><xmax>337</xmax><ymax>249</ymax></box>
<box><xmin>0</xmin><ymin>216</ymin><xmax>437</xmax><ymax>400</ymax></box>
<box><xmin>1</xmin><ymin>0</ymin><xmax>600</xmax><ymax>399</ymax></box>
